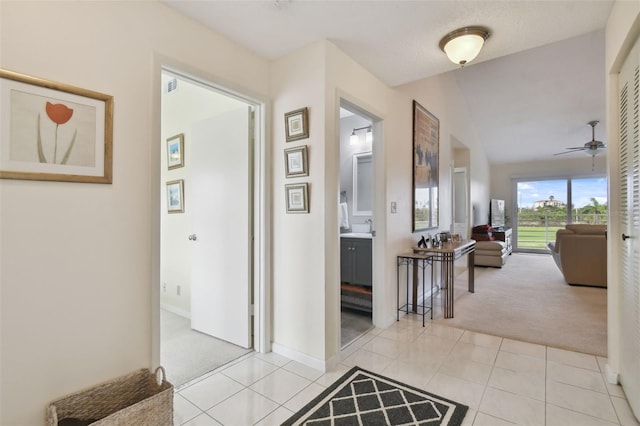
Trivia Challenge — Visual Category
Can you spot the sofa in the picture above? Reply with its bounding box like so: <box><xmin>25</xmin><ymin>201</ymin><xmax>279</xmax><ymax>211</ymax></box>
<box><xmin>548</xmin><ymin>224</ymin><xmax>607</xmax><ymax>287</ymax></box>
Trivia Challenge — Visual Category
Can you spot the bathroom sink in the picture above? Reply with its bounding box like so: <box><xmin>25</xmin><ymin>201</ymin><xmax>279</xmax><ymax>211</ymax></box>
<box><xmin>340</xmin><ymin>232</ymin><xmax>373</xmax><ymax>239</ymax></box>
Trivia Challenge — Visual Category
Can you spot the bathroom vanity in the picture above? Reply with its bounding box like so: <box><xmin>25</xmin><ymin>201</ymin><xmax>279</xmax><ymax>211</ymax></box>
<box><xmin>340</xmin><ymin>233</ymin><xmax>372</xmax><ymax>312</ymax></box>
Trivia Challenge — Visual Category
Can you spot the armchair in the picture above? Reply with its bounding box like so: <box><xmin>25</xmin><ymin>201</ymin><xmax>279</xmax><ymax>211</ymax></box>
<box><xmin>548</xmin><ymin>224</ymin><xmax>607</xmax><ymax>287</ymax></box>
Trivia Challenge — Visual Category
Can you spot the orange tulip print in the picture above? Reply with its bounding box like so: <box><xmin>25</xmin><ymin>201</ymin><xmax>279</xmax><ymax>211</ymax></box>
<box><xmin>45</xmin><ymin>102</ymin><xmax>73</xmax><ymax>125</ymax></box>
<box><xmin>37</xmin><ymin>101</ymin><xmax>78</xmax><ymax>164</ymax></box>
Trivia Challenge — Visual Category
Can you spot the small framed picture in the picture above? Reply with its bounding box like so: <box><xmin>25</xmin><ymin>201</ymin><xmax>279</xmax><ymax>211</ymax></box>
<box><xmin>166</xmin><ymin>133</ymin><xmax>184</xmax><ymax>170</ymax></box>
<box><xmin>166</xmin><ymin>179</ymin><xmax>184</xmax><ymax>213</ymax></box>
<box><xmin>284</xmin><ymin>107</ymin><xmax>309</xmax><ymax>142</ymax></box>
<box><xmin>285</xmin><ymin>183</ymin><xmax>309</xmax><ymax>213</ymax></box>
<box><xmin>284</xmin><ymin>145</ymin><xmax>308</xmax><ymax>178</ymax></box>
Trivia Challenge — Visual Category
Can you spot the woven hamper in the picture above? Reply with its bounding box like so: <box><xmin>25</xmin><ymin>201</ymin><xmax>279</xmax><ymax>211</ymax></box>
<box><xmin>46</xmin><ymin>367</ymin><xmax>173</xmax><ymax>426</ymax></box>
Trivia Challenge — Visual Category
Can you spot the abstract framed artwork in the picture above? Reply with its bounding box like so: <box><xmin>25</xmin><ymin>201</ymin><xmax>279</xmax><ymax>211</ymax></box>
<box><xmin>412</xmin><ymin>100</ymin><xmax>439</xmax><ymax>232</ymax></box>
<box><xmin>166</xmin><ymin>179</ymin><xmax>184</xmax><ymax>213</ymax></box>
<box><xmin>284</xmin><ymin>107</ymin><xmax>309</xmax><ymax>142</ymax></box>
<box><xmin>0</xmin><ymin>68</ymin><xmax>113</xmax><ymax>183</ymax></box>
<box><xmin>284</xmin><ymin>145</ymin><xmax>308</xmax><ymax>178</ymax></box>
<box><xmin>166</xmin><ymin>133</ymin><xmax>184</xmax><ymax>170</ymax></box>
<box><xmin>285</xmin><ymin>182</ymin><xmax>309</xmax><ymax>213</ymax></box>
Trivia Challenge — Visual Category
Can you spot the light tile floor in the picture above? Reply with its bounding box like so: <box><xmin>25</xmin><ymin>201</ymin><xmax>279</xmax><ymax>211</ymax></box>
<box><xmin>173</xmin><ymin>315</ymin><xmax>639</xmax><ymax>426</ymax></box>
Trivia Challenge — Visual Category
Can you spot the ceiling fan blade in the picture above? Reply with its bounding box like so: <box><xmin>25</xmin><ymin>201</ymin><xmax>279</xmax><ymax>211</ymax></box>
<box><xmin>564</xmin><ymin>147</ymin><xmax>587</xmax><ymax>150</ymax></box>
<box><xmin>554</xmin><ymin>149</ymin><xmax>585</xmax><ymax>156</ymax></box>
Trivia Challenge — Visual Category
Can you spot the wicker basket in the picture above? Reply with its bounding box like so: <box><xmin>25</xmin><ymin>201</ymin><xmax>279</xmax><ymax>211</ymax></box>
<box><xmin>46</xmin><ymin>366</ymin><xmax>173</xmax><ymax>426</ymax></box>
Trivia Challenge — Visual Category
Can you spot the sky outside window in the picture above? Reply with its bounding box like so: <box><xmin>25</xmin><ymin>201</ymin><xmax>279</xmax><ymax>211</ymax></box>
<box><xmin>517</xmin><ymin>178</ymin><xmax>606</xmax><ymax>209</ymax></box>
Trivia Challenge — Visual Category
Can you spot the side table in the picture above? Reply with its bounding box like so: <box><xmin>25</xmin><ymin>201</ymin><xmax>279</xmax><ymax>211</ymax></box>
<box><xmin>397</xmin><ymin>253</ymin><xmax>434</xmax><ymax>326</ymax></box>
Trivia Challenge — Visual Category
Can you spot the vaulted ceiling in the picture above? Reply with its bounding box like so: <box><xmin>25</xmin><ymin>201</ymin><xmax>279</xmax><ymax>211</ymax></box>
<box><xmin>163</xmin><ymin>0</ymin><xmax>614</xmax><ymax>165</ymax></box>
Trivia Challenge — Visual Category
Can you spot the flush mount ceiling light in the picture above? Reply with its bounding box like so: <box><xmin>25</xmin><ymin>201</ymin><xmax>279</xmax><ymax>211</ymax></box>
<box><xmin>439</xmin><ymin>26</ymin><xmax>490</xmax><ymax>66</ymax></box>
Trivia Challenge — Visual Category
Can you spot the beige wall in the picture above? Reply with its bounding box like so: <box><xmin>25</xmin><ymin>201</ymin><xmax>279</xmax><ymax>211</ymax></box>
<box><xmin>0</xmin><ymin>2</ymin><xmax>269</xmax><ymax>424</ymax></box>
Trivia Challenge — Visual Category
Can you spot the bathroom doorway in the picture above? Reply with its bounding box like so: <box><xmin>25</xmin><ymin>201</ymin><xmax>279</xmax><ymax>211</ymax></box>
<box><xmin>338</xmin><ymin>104</ymin><xmax>375</xmax><ymax>348</ymax></box>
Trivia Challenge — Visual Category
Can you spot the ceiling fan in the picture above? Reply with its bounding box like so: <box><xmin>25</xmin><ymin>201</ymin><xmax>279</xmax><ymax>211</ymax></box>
<box><xmin>554</xmin><ymin>120</ymin><xmax>606</xmax><ymax>157</ymax></box>
<box><xmin>554</xmin><ymin>120</ymin><xmax>605</xmax><ymax>170</ymax></box>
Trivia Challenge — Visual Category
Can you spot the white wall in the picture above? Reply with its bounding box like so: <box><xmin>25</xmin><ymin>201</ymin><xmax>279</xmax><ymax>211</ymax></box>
<box><xmin>604</xmin><ymin>0</ymin><xmax>640</xmax><ymax>384</ymax></box>
<box><xmin>325</xmin><ymin>42</ymin><xmax>417</xmax><ymax>359</ymax></box>
<box><xmin>0</xmin><ymin>2</ymin><xmax>269</xmax><ymax>424</ymax></box>
<box><xmin>270</xmin><ymin>41</ymin><xmax>329</xmax><ymax>365</ymax></box>
<box><xmin>397</xmin><ymin>72</ymin><xmax>492</xmax><ymax>238</ymax></box>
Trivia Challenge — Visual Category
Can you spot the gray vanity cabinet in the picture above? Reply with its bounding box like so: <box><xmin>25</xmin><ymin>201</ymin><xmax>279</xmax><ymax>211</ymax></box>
<box><xmin>340</xmin><ymin>238</ymin><xmax>372</xmax><ymax>287</ymax></box>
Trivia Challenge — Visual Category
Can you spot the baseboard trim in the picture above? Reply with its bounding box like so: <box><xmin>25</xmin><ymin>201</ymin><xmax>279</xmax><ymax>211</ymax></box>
<box><xmin>271</xmin><ymin>343</ymin><xmax>327</xmax><ymax>372</ymax></box>
<box><xmin>605</xmin><ymin>363</ymin><xmax>619</xmax><ymax>385</ymax></box>
<box><xmin>160</xmin><ymin>303</ymin><xmax>190</xmax><ymax>319</ymax></box>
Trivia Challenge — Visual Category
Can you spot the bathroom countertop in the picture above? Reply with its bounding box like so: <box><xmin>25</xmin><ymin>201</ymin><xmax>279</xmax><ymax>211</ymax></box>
<box><xmin>340</xmin><ymin>233</ymin><xmax>373</xmax><ymax>239</ymax></box>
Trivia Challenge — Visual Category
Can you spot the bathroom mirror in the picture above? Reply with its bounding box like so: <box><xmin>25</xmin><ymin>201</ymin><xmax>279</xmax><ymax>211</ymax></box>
<box><xmin>352</xmin><ymin>152</ymin><xmax>373</xmax><ymax>216</ymax></box>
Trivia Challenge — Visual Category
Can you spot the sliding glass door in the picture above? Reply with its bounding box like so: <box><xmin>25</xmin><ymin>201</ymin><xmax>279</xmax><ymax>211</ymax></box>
<box><xmin>514</xmin><ymin>176</ymin><xmax>607</xmax><ymax>252</ymax></box>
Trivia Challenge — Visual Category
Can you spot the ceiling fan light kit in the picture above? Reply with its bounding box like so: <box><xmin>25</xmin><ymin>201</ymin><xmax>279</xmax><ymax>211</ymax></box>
<box><xmin>439</xmin><ymin>26</ymin><xmax>490</xmax><ymax>66</ymax></box>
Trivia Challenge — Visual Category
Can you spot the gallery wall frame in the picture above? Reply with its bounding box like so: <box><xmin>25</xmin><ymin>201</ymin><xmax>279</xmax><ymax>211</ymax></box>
<box><xmin>166</xmin><ymin>133</ymin><xmax>184</xmax><ymax>170</ymax></box>
<box><xmin>0</xmin><ymin>68</ymin><xmax>113</xmax><ymax>183</ymax></box>
<box><xmin>166</xmin><ymin>179</ymin><xmax>185</xmax><ymax>213</ymax></box>
<box><xmin>284</xmin><ymin>107</ymin><xmax>309</xmax><ymax>142</ymax></box>
<box><xmin>412</xmin><ymin>100</ymin><xmax>439</xmax><ymax>232</ymax></box>
<box><xmin>285</xmin><ymin>182</ymin><xmax>309</xmax><ymax>213</ymax></box>
<box><xmin>284</xmin><ymin>145</ymin><xmax>308</xmax><ymax>178</ymax></box>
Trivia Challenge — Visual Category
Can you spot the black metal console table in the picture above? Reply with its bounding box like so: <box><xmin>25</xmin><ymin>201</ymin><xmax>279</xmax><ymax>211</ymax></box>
<box><xmin>396</xmin><ymin>253</ymin><xmax>434</xmax><ymax>326</ymax></box>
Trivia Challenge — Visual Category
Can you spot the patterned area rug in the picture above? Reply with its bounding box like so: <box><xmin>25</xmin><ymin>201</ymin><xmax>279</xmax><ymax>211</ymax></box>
<box><xmin>283</xmin><ymin>367</ymin><xmax>468</xmax><ymax>426</ymax></box>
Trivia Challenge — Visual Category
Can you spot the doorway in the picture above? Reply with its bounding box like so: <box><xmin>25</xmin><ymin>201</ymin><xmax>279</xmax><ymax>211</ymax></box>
<box><xmin>338</xmin><ymin>104</ymin><xmax>375</xmax><ymax>348</ymax></box>
<box><xmin>158</xmin><ymin>70</ymin><xmax>261</xmax><ymax>386</ymax></box>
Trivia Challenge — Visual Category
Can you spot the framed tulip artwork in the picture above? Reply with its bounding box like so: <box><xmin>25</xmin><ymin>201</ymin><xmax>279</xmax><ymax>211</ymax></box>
<box><xmin>0</xmin><ymin>68</ymin><xmax>113</xmax><ymax>183</ymax></box>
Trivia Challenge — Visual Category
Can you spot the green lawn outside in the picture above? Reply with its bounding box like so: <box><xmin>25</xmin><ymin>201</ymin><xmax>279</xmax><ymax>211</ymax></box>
<box><xmin>517</xmin><ymin>226</ymin><xmax>563</xmax><ymax>248</ymax></box>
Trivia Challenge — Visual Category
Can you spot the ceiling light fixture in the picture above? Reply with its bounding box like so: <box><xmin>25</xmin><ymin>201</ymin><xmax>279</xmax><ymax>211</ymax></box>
<box><xmin>439</xmin><ymin>26</ymin><xmax>490</xmax><ymax>66</ymax></box>
<box><xmin>350</xmin><ymin>126</ymin><xmax>372</xmax><ymax>145</ymax></box>
<box><xmin>349</xmin><ymin>129</ymin><xmax>358</xmax><ymax>145</ymax></box>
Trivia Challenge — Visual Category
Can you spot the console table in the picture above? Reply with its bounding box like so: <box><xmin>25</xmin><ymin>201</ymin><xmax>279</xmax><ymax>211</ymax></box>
<box><xmin>412</xmin><ymin>240</ymin><xmax>476</xmax><ymax>319</ymax></box>
<box><xmin>396</xmin><ymin>253</ymin><xmax>434</xmax><ymax>326</ymax></box>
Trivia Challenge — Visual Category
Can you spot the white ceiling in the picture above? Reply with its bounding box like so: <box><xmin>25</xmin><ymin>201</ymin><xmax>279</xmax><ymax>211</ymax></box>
<box><xmin>163</xmin><ymin>0</ymin><xmax>614</xmax><ymax>165</ymax></box>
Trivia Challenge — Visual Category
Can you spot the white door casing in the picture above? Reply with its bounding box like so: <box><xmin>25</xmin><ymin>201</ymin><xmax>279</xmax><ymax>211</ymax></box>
<box><xmin>190</xmin><ymin>106</ymin><xmax>252</xmax><ymax>349</ymax></box>
<box><xmin>453</xmin><ymin>167</ymin><xmax>469</xmax><ymax>238</ymax></box>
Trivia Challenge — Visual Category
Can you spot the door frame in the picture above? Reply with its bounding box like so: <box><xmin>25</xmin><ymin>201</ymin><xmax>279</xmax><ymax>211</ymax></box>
<box><xmin>338</xmin><ymin>95</ymin><xmax>385</xmax><ymax>348</ymax></box>
<box><xmin>151</xmin><ymin>55</ymin><xmax>271</xmax><ymax>369</ymax></box>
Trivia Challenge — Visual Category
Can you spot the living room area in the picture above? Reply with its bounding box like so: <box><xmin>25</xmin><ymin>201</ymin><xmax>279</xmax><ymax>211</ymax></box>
<box><xmin>447</xmin><ymin>172</ymin><xmax>609</xmax><ymax>358</ymax></box>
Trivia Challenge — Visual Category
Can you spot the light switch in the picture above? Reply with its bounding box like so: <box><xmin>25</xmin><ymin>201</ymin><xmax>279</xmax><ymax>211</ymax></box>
<box><xmin>390</xmin><ymin>201</ymin><xmax>397</xmax><ymax>214</ymax></box>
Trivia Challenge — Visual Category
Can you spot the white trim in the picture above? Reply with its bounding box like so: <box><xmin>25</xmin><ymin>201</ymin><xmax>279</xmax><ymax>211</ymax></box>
<box><xmin>151</xmin><ymin>53</ymin><xmax>271</xmax><ymax>368</ymax></box>
<box><xmin>272</xmin><ymin>343</ymin><xmax>327</xmax><ymax>373</ymax></box>
<box><xmin>338</xmin><ymin>92</ymin><xmax>387</xmax><ymax>334</ymax></box>
<box><xmin>605</xmin><ymin>363</ymin><xmax>619</xmax><ymax>385</ymax></box>
<box><xmin>160</xmin><ymin>303</ymin><xmax>191</xmax><ymax>319</ymax></box>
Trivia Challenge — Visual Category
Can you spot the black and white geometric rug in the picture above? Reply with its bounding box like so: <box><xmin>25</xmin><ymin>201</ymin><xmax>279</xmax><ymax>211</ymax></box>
<box><xmin>282</xmin><ymin>366</ymin><xmax>468</xmax><ymax>426</ymax></box>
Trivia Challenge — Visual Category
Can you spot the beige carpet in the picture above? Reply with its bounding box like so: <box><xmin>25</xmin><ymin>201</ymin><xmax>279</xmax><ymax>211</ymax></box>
<box><xmin>435</xmin><ymin>253</ymin><xmax>607</xmax><ymax>357</ymax></box>
<box><xmin>161</xmin><ymin>309</ymin><xmax>252</xmax><ymax>387</ymax></box>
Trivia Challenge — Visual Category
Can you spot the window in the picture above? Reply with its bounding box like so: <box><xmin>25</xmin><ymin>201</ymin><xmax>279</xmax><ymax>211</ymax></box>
<box><xmin>514</xmin><ymin>177</ymin><xmax>607</xmax><ymax>252</ymax></box>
